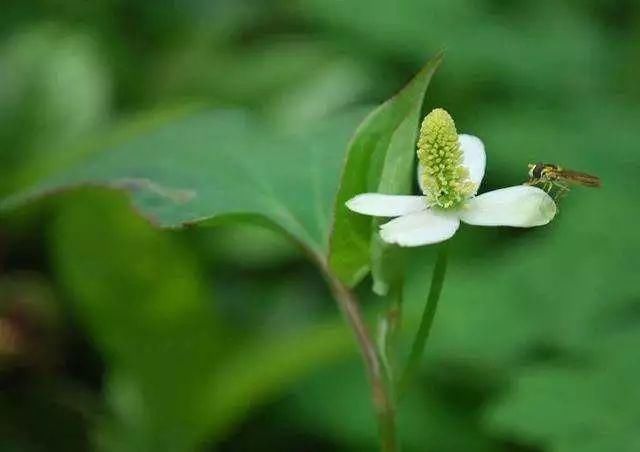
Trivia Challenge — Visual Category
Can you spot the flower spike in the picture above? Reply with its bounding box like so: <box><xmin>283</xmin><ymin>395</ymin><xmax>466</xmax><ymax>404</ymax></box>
<box><xmin>417</xmin><ymin>108</ymin><xmax>475</xmax><ymax>209</ymax></box>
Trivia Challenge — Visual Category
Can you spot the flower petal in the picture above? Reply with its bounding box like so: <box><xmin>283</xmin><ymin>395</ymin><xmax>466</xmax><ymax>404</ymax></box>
<box><xmin>459</xmin><ymin>185</ymin><xmax>556</xmax><ymax>227</ymax></box>
<box><xmin>459</xmin><ymin>134</ymin><xmax>486</xmax><ymax>193</ymax></box>
<box><xmin>379</xmin><ymin>209</ymin><xmax>460</xmax><ymax>247</ymax></box>
<box><xmin>346</xmin><ymin>193</ymin><xmax>426</xmax><ymax>217</ymax></box>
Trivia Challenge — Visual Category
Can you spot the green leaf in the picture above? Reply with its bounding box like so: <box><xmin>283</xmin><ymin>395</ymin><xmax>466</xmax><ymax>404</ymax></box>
<box><xmin>486</xmin><ymin>331</ymin><xmax>640</xmax><ymax>452</ymax></box>
<box><xmin>52</xmin><ymin>192</ymin><xmax>221</xmax><ymax>452</ymax></box>
<box><xmin>2</xmin><ymin>109</ymin><xmax>364</xmax><ymax>262</ymax></box>
<box><xmin>328</xmin><ymin>53</ymin><xmax>442</xmax><ymax>289</ymax></box>
<box><xmin>53</xmin><ymin>192</ymin><xmax>357</xmax><ymax>450</ymax></box>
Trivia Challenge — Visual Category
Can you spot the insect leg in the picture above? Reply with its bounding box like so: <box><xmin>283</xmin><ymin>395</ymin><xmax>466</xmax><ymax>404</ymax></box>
<box><xmin>551</xmin><ymin>181</ymin><xmax>570</xmax><ymax>202</ymax></box>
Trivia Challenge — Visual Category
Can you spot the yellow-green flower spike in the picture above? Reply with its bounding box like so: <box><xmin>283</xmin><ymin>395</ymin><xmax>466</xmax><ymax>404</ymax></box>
<box><xmin>417</xmin><ymin>108</ymin><xmax>475</xmax><ymax>209</ymax></box>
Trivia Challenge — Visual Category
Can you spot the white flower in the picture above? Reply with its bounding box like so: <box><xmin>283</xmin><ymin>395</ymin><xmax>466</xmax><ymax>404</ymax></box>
<box><xmin>346</xmin><ymin>108</ymin><xmax>556</xmax><ymax>247</ymax></box>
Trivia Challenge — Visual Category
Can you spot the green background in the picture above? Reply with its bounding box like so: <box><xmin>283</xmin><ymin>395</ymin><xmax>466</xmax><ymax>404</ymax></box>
<box><xmin>1</xmin><ymin>1</ymin><xmax>639</xmax><ymax>451</ymax></box>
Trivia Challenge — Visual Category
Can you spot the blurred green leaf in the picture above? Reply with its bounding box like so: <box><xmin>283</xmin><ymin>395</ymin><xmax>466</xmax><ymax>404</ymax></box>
<box><xmin>298</xmin><ymin>0</ymin><xmax>603</xmax><ymax>102</ymax></box>
<box><xmin>486</xmin><ymin>331</ymin><xmax>640</xmax><ymax>452</ymax></box>
<box><xmin>52</xmin><ymin>192</ymin><xmax>220</xmax><ymax>452</ymax></box>
<box><xmin>328</xmin><ymin>54</ymin><xmax>442</xmax><ymax>290</ymax></box>
<box><xmin>156</xmin><ymin>38</ymin><xmax>372</xmax><ymax>129</ymax></box>
<box><xmin>52</xmin><ymin>192</ymin><xmax>362</xmax><ymax>450</ymax></box>
<box><xmin>0</xmin><ymin>24</ymin><xmax>110</xmax><ymax>194</ymax></box>
<box><xmin>3</xmin><ymin>109</ymin><xmax>363</xmax><ymax>261</ymax></box>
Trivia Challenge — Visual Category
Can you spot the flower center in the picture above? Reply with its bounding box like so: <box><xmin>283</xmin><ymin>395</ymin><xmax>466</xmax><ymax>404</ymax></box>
<box><xmin>417</xmin><ymin>108</ymin><xmax>475</xmax><ymax>209</ymax></box>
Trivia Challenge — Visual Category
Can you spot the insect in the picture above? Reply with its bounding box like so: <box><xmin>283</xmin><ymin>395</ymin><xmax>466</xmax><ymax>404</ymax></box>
<box><xmin>526</xmin><ymin>162</ymin><xmax>601</xmax><ymax>200</ymax></box>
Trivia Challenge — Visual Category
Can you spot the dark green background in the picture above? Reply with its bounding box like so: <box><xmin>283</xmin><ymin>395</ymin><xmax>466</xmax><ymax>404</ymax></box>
<box><xmin>1</xmin><ymin>1</ymin><xmax>638</xmax><ymax>451</ymax></box>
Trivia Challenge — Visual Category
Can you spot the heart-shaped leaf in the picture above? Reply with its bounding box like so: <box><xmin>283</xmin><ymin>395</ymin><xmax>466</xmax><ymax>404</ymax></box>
<box><xmin>1</xmin><ymin>109</ymin><xmax>364</xmax><ymax>263</ymax></box>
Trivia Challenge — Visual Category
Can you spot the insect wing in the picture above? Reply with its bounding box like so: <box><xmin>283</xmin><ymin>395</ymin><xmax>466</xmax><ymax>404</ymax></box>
<box><xmin>557</xmin><ymin>169</ymin><xmax>601</xmax><ymax>187</ymax></box>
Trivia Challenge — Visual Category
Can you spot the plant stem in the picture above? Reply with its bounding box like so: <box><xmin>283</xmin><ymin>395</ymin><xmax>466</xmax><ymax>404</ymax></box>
<box><xmin>378</xmin><ymin>283</ymin><xmax>403</xmax><ymax>390</ymax></box>
<box><xmin>325</xmin><ymin>271</ymin><xmax>397</xmax><ymax>452</ymax></box>
<box><xmin>398</xmin><ymin>242</ymin><xmax>449</xmax><ymax>396</ymax></box>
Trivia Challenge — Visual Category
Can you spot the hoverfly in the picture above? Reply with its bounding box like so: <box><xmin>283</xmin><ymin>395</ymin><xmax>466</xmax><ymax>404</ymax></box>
<box><xmin>526</xmin><ymin>162</ymin><xmax>601</xmax><ymax>200</ymax></box>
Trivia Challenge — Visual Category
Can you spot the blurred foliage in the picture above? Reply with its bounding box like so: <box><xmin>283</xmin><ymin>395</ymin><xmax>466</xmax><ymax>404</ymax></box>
<box><xmin>486</xmin><ymin>331</ymin><xmax>640</xmax><ymax>452</ymax></box>
<box><xmin>2</xmin><ymin>108</ymin><xmax>365</xmax><ymax>259</ymax></box>
<box><xmin>53</xmin><ymin>191</ymin><xmax>221</xmax><ymax>451</ymax></box>
<box><xmin>1</xmin><ymin>0</ymin><xmax>639</xmax><ymax>451</ymax></box>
